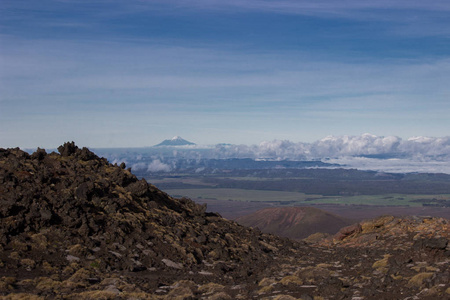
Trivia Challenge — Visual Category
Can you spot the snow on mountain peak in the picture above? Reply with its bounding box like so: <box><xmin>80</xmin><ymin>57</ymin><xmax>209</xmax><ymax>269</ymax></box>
<box><xmin>154</xmin><ymin>136</ymin><xmax>196</xmax><ymax>147</ymax></box>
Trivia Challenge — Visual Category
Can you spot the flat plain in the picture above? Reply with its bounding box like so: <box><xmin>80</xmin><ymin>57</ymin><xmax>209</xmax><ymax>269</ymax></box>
<box><xmin>147</xmin><ymin>170</ymin><xmax>450</xmax><ymax>221</ymax></box>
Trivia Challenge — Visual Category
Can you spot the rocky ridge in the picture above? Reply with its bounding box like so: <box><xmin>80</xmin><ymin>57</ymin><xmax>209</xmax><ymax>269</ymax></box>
<box><xmin>0</xmin><ymin>143</ymin><xmax>449</xmax><ymax>299</ymax></box>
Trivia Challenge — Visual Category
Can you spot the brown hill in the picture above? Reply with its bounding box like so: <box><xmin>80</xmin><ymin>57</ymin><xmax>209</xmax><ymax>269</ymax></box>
<box><xmin>0</xmin><ymin>143</ymin><xmax>449</xmax><ymax>299</ymax></box>
<box><xmin>236</xmin><ymin>206</ymin><xmax>352</xmax><ymax>240</ymax></box>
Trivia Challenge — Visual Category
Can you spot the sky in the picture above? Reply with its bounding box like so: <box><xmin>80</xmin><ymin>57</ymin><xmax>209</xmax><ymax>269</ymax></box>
<box><xmin>1</xmin><ymin>0</ymin><xmax>450</xmax><ymax>148</ymax></box>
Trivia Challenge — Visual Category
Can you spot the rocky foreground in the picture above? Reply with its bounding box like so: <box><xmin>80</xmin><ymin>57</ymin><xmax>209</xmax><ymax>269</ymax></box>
<box><xmin>0</xmin><ymin>143</ymin><xmax>449</xmax><ymax>299</ymax></box>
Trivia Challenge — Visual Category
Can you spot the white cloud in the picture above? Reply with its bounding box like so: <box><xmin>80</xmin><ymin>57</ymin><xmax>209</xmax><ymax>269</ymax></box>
<box><xmin>400</xmin><ymin>136</ymin><xmax>450</xmax><ymax>158</ymax></box>
<box><xmin>326</xmin><ymin>156</ymin><xmax>450</xmax><ymax>174</ymax></box>
<box><xmin>202</xmin><ymin>134</ymin><xmax>450</xmax><ymax>162</ymax></box>
<box><xmin>311</xmin><ymin>134</ymin><xmax>402</xmax><ymax>157</ymax></box>
<box><xmin>130</xmin><ymin>162</ymin><xmax>147</xmax><ymax>171</ymax></box>
<box><xmin>147</xmin><ymin>159</ymin><xmax>171</xmax><ymax>172</ymax></box>
<box><xmin>207</xmin><ymin>134</ymin><xmax>450</xmax><ymax>173</ymax></box>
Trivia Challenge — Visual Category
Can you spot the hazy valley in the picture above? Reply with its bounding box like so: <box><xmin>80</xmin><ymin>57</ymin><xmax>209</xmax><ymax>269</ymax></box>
<box><xmin>91</xmin><ymin>137</ymin><xmax>450</xmax><ymax>228</ymax></box>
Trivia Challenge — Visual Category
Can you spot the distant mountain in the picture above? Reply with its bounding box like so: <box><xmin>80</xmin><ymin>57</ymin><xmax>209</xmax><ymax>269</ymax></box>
<box><xmin>236</xmin><ymin>206</ymin><xmax>352</xmax><ymax>240</ymax></box>
<box><xmin>154</xmin><ymin>136</ymin><xmax>196</xmax><ymax>147</ymax></box>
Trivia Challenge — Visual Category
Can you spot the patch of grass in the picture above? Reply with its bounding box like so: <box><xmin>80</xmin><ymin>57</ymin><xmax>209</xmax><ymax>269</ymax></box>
<box><xmin>167</xmin><ymin>187</ymin><xmax>450</xmax><ymax>207</ymax></box>
<box><xmin>89</xmin><ymin>260</ymin><xmax>100</xmax><ymax>269</ymax></box>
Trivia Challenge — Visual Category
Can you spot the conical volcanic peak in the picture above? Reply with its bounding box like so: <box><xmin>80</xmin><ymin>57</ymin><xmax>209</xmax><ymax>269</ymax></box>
<box><xmin>154</xmin><ymin>136</ymin><xmax>196</xmax><ymax>147</ymax></box>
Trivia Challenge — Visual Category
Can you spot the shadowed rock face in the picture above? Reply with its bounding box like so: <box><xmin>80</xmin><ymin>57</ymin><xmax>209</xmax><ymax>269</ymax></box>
<box><xmin>236</xmin><ymin>207</ymin><xmax>352</xmax><ymax>240</ymax></box>
<box><xmin>0</xmin><ymin>143</ymin><xmax>449</xmax><ymax>299</ymax></box>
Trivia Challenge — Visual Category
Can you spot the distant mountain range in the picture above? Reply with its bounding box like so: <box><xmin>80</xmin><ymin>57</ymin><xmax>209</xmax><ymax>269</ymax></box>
<box><xmin>154</xmin><ymin>136</ymin><xmax>196</xmax><ymax>147</ymax></box>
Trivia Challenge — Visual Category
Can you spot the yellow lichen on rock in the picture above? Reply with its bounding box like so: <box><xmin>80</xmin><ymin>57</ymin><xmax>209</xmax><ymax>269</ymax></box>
<box><xmin>372</xmin><ymin>254</ymin><xmax>392</xmax><ymax>273</ymax></box>
<box><xmin>407</xmin><ymin>272</ymin><xmax>434</xmax><ymax>287</ymax></box>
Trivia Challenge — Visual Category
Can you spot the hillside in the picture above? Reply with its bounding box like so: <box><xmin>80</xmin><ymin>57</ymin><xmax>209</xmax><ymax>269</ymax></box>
<box><xmin>0</xmin><ymin>143</ymin><xmax>449</xmax><ymax>299</ymax></box>
<box><xmin>235</xmin><ymin>207</ymin><xmax>352</xmax><ymax>240</ymax></box>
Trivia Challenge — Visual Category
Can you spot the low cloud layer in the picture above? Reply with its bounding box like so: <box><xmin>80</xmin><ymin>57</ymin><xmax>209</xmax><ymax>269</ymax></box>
<box><xmin>326</xmin><ymin>156</ymin><xmax>450</xmax><ymax>174</ymax></box>
<box><xmin>146</xmin><ymin>159</ymin><xmax>172</xmax><ymax>172</ymax></box>
<box><xmin>210</xmin><ymin>134</ymin><xmax>450</xmax><ymax>160</ymax></box>
<box><xmin>96</xmin><ymin>134</ymin><xmax>450</xmax><ymax>174</ymax></box>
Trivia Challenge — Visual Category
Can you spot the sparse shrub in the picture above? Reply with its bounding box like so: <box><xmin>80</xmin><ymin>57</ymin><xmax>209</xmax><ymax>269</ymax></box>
<box><xmin>68</xmin><ymin>268</ymin><xmax>90</xmax><ymax>283</ymax></box>
<box><xmin>66</xmin><ymin>290</ymin><xmax>118</xmax><ymax>300</ymax></box>
<box><xmin>258</xmin><ymin>277</ymin><xmax>276</xmax><ymax>287</ymax></box>
<box><xmin>30</xmin><ymin>233</ymin><xmax>48</xmax><ymax>250</ymax></box>
<box><xmin>165</xmin><ymin>286</ymin><xmax>194</xmax><ymax>300</ymax></box>
<box><xmin>295</xmin><ymin>266</ymin><xmax>330</xmax><ymax>284</ymax></box>
<box><xmin>42</xmin><ymin>261</ymin><xmax>55</xmax><ymax>273</ymax></box>
<box><xmin>20</xmin><ymin>259</ymin><xmax>36</xmax><ymax>270</ymax></box>
<box><xmin>10</xmin><ymin>240</ymin><xmax>28</xmax><ymax>251</ymax></box>
<box><xmin>198</xmin><ymin>282</ymin><xmax>225</xmax><ymax>295</ymax></box>
<box><xmin>172</xmin><ymin>280</ymin><xmax>197</xmax><ymax>292</ymax></box>
<box><xmin>279</xmin><ymin>275</ymin><xmax>303</xmax><ymax>286</ymax></box>
<box><xmin>2</xmin><ymin>293</ymin><xmax>45</xmax><ymax>300</ymax></box>
<box><xmin>9</xmin><ymin>252</ymin><xmax>20</xmax><ymax>260</ymax></box>
<box><xmin>0</xmin><ymin>276</ymin><xmax>16</xmax><ymax>292</ymax></box>
<box><xmin>206</xmin><ymin>292</ymin><xmax>232</xmax><ymax>300</ymax></box>
<box><xmin>35</xmin><ymin>277</ymin><xmax>61</xmax><ymax>291</ymax></box>
<box><xmin>257</xmin><ymin>285</ymin><xmax>274</xmax><ymax>294</ymax></box>
<box><xmin>273</xmin><ymin>295</ymin><xmax>297</xmax><ymax>300</ymax></box>
<box><xmin>89</xmin><ymin>260</ymin><xmax>101</xmax><ymax>269</ymax></box>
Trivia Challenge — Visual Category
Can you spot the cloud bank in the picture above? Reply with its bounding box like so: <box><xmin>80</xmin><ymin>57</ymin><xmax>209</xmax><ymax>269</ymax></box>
<box><xmin>96</xmin><ymin>134</ymin><xmax>450</xmax><ymax>174</ymax></box>
<box><xmin>209</xmin><ymin>134</ymin><xmax>450</xmax><ymax>161</ymax></box>
<box><xmin>146</xmin><ymin>159</ymin><xmax>172</xmax><ymax>172</ymax></box>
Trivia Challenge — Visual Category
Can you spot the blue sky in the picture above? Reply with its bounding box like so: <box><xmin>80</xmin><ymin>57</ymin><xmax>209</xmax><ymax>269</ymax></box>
<box><xmin>1</xmin><ymin>0</ymin><xmax>450</xmax><ymax>148</ymax></box>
